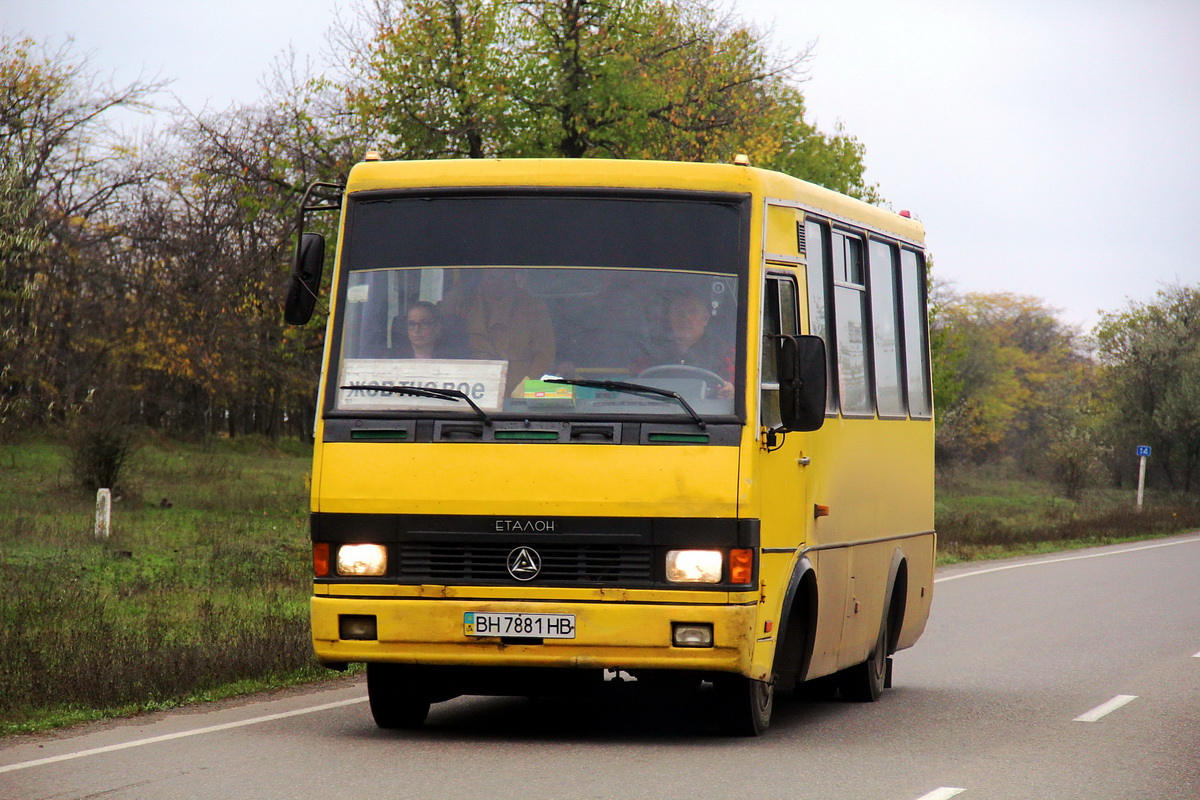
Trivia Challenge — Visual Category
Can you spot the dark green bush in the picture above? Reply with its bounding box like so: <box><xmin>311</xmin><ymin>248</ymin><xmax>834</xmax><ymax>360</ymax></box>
<box><xmin>66</xmin><ymin>399</ymin><xmax>140</xmax><ymax>492</ymax></box>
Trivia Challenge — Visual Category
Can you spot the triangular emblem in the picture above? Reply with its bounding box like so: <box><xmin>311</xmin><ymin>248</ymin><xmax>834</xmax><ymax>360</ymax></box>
<box><xmin>507</xmin><ymin>547</ymin><xmax>541</xmax><ymax>580</ymax></box>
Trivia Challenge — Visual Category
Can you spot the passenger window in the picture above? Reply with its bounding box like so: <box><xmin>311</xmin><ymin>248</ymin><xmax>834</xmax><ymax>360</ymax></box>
<box><xmin>900</xmin><ymin>249</ymin><xmax>932</xmax><ymax>417</ymax></box>
<box><xmin>804</xmin><ymin>219</ymin><xmax>836</xmax><ymax>414</ymax></box>
<box><xmin>832</xmin><ymin>231</ymin><xmax>872</xmax><ymax>416</ymax></box>
<box><xmin>869</xmin><ymin>240</ymin><xmax>905</xmax><ymax>417</ymax></box>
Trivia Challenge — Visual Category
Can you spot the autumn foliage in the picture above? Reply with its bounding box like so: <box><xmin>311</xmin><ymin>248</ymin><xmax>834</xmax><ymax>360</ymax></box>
<box><xmin>931</xmin><ymin>283</ymin><xmax>1200</xmax><ymax>498</ymax></box>
<box><xmin>0</xmin><ymin>5</ymin><xmax>878</xmax><ymax>443</ymax></box>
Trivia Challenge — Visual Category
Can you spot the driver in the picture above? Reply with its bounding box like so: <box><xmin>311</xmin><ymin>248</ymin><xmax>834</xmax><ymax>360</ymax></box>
<box><xmin>640</xmin><ymin>291</ymin><xmax>734</xmax><ymax>399</ymax></box>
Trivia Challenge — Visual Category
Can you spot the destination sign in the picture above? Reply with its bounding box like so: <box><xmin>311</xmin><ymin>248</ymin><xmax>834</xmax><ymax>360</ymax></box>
<box><xmin>337</xmin><ymin>358</ymin><xmax>508</xmax><ymax>412</ymax></box>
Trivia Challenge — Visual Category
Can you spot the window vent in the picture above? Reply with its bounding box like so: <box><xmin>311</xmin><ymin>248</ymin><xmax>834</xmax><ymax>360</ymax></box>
<box><xmin>796</xmin><ymin>221</ymin><xmax>807</xmax><ymax>256</ymax></box>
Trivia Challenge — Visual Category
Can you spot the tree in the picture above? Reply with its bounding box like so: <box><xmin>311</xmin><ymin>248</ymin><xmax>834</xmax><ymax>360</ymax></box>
<box><xmin>342</xmin><ymin>0</ymin><xmax>514</xmax><ymax>159</ymax></box>
<box><xmin>931</xmin><ymin>289</ymin><xmax>1094</xmax><ymax>470</ymax></box>
<box><xmin>1095</xmin><ymin>285</ymin><xmax>1200</xmax><ymax>493</ymax></box>
<box><xmin>332</xmin><ymin>0</ymin><xmax>880</xmax><ymax>200</ymax></box>
<box><xmin>0</xmin><ymin>35</ymin><xmax>163</xmax><ymax>435</ymax></box>
<box><xmin>126</xmin><ymin>76</ymin><xmax>348</xmax><ymax>439</ymax></box>
<box><xmin>0</xmin><ymin>33</ymin><xmax>328</xmax><ymax>441</ymax></box>
<box><xmin>510</xmin><ymin>0</ymin><xmax>795</xmax><ymax>160</ymax></box>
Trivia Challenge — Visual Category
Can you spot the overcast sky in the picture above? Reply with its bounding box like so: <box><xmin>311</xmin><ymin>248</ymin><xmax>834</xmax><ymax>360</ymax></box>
<box><xmin>5</xmin><ymin>0</ymin><xmax>1199</xmax><ymax>331</ymax></box>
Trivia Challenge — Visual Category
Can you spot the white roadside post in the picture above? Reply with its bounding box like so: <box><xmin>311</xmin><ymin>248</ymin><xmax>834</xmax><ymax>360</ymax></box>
<box><xmin>95</xmin><ymin>488</ymin><xmax>112</xmax><ymax>539</ymax></box>
<box><xmin>1135</xmin><ymin>445</ymin><xmax>1151</xmax><ymax>512</ymax></box>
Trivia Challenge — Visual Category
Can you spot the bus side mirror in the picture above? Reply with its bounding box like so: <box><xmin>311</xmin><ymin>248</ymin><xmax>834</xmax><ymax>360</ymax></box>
<box><xmin>283</xmin><ymin>232</ymin><xmax>325</xmax><ymax>325</ymax></box>
<box><xmin>777</xmin><ymin>334</ymin><xmax>827</xmax><ymax>432</ymax></box>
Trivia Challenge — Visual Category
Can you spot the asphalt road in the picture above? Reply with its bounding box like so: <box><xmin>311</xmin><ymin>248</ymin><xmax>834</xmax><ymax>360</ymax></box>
<box><xmin>4</xmin><ymin>533</ymin><xmax>1199</xmax><ymax>800</ymax></box>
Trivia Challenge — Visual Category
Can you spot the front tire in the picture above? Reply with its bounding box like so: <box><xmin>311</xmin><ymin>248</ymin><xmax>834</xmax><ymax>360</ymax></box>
<box><xmin>714</xmin><ymin>675</ymin><xmax>773</xmax><ymax>736</ymax></box>
<box><xmin>367</xmin><ymin>664</ymin><xmax>432</xmax><ymax>729</ymax></box>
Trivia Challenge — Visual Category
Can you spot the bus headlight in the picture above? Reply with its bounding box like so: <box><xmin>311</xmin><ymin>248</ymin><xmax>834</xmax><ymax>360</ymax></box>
<box><xmin>666</xmin><ymin>549</ymin><xmax>723</xmax><ymax>583</ymax></box>
<box><xmin>336</xmin><ymin>544</ymin><xmax>388</xmax><ymax>576</ymax></box>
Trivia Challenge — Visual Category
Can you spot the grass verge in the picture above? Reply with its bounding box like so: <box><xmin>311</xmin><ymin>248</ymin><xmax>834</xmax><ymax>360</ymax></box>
<box><xmin>0</xmin><ymin>435</ymin><xmax>329</xmax><ymax>735</ymax></box>
<box><xmin>936</xmin><ymin>464</ymin><xmax>1200</xmax><ymax>563</ymax></box>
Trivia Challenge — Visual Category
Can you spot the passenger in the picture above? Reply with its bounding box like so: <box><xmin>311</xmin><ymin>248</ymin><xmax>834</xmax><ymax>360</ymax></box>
<box><xmin>390</xmin><ymin>301</ymin><xmax>468</xmax><ymax>359</ymax></box>
<box><xmin>639</xmin><ymin>291</ymin><xmax>734</xmax><ymax>398</ymax></box>
<box><xmin>463</xmin><ymin>269</ymin><xmax>555</xmax><ymax>393</ymax></box>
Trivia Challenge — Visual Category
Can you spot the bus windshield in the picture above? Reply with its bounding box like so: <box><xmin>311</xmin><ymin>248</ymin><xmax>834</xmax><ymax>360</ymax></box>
<box><xmin>329</xmin><ymin>193</ymin><xmax>747</xmax><ymax>420</ymax></box>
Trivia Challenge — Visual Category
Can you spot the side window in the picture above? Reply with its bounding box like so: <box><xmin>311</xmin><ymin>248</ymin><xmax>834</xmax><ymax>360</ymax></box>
<box><xmin>832</xmin><ymin>231</ymin><xmax>873</xmax><ymax>416</ymax></box>
<box><xmin>761</xmin><ymin>273</ymin><xmax>799</xmax><ymax>429</ymax></box>
<box><xmin>900</xmin><ymin>249</ymin><xmax>932</xmax><ymax>418</ymax></box>
<box><xmin>869</xmin><ymin>240</ymin><xmax>905</xmax><ymax>417</ymax></box>
<box><xmin>804</xmin><ymin>219</ymin><xmax>836</xmax><ymax>414</ymax></box>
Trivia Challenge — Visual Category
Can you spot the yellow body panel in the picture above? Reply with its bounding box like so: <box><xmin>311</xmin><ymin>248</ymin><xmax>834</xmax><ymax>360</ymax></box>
<box><xmin>316</xmin><ymin>441</ymin><xmax>740</xmax><ymax>517</ymax></box>
<box><xmin>764</xmin><ymin>205</ymin><xmax>802</xmax><ymax>258</ymax></box>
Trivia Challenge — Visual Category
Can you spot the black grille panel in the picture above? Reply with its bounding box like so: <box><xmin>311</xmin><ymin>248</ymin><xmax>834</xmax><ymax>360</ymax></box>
<box><xmin>398</xmin><ymin>542</ymin><xmax>654</xmax><ymax>585</ymax></box>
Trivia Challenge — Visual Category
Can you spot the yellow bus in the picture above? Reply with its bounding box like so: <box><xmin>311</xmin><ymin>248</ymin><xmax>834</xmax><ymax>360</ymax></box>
<box><xmin>285</xmin><ymin>156</ymin><xmax>935</xmax><ymax>736</ymax></box>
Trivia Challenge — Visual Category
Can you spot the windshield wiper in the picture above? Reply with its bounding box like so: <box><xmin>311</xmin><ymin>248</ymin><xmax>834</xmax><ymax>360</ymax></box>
<box><xmin>338</xmin><ymin>384</ymin><xmax>492</xmax><ymax>425</ymax></box>
<box><xmin>543</xmin><ymin>378</ymin><xmax>706</xmax><ymax>430</ymax></box>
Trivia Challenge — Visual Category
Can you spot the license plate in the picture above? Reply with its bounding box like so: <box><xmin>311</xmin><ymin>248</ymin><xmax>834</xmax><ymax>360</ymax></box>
<box><xmin>464</xmin><ymin>612</ymin><xmax>576</xmax><ymax>639</ymax></box>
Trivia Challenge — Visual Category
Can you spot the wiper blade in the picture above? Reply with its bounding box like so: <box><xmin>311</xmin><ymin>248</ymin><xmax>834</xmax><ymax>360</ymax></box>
<box><xmin>543</xmin><ymin>378</ymin><xmax>706</xmax><ymax>430</ymax></box>
<box><xmin>338</xmin><ymin>384</ymin><xmax>492</xmax><ymax>425</ymax></box>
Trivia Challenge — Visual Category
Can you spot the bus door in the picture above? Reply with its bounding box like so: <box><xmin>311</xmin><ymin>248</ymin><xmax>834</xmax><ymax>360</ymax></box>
<box><xmin>757</xmin><ymin>271</ymin><xmax>814</xmax><ymax>639</ymax></box>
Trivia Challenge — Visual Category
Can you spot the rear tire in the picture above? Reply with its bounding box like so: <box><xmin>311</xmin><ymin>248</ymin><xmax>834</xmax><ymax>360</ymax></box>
<box><xmin>367</xmin><ymin>664</ymin><xmax>432</xmax><ymax>729</ymax></box>
<box><xmin>838</xmin><ymin>619</ymin><xmax>888</xmax><ymax>703</ymax></box>
<box><xmin>714</xmin><ymin>675</ymin><xmax>773</xmax><ymax>736</ymax></box>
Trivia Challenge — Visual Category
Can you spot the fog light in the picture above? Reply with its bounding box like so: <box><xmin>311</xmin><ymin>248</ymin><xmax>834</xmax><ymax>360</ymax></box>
<box><xmin>336</xmin><ymin>543</ymin><xmax>387</xmax><ymax>576</ymax></box>
<box><xmin>672</xmin><ymin>622</ymin><xmax>714</xmax><ymax>647</ymax></box>
<box><xmin>666</xmin><ymin>550</ymin><xmax>723</xmax><ymax>583</ymax></box>
<box><xmin>339</xmin><ymin>614</ymin><xmax>377</xmax><ymax>640</ymax></box>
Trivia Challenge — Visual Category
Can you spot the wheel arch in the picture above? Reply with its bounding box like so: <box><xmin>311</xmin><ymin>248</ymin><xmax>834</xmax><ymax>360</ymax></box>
<box><xmin>883</xmin><ymin>548</ymin><xmax>909</xmax><ymax>656</ymax></box>
<box><xmin>774</xmin><ymin>555</ymin><xmax>818</xmax><ymax>690</ymax></box>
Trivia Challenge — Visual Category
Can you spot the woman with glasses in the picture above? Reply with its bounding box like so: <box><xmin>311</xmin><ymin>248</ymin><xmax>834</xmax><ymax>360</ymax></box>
<box><xmin>391</xmin><ymin>301</ymin><xmax>469</xmax><ymax>359</ymax></box>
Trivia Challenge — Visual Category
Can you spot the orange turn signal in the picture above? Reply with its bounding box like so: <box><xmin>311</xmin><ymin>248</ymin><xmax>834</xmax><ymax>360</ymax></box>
<box><xmin>814</xmin><ymin>504</ymin><xmax>830</xmax><ymax>519</ymax></box>
<box><xmin>313</xmin><ymin>542</ymin><xmax>330</xmax><ymax>577</ymax></box>
<box><xmin>729</xmin><ymin>548</ymin><xmax>754</xmax><ymax>585</ymax></box>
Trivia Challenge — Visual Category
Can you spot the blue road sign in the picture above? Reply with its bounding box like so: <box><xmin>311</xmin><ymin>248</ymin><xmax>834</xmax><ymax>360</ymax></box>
<box><xmin>1136</xmin><ymin>445</ymin><xmax>1152</xmax><ymax>458</ymax></box>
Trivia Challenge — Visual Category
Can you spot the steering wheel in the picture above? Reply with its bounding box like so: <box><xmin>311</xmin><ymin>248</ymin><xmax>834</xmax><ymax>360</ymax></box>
<box><xmin>636</xmin><ymin>364</ymin><xmax>728</xmax><ymax>396</ymax></box>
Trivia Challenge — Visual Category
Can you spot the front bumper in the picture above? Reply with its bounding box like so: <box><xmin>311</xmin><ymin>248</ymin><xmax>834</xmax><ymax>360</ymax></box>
<box><xmin>311</xmin><ymin>592</ymin><xmax>759</xmax><ymax>675</ymax></box>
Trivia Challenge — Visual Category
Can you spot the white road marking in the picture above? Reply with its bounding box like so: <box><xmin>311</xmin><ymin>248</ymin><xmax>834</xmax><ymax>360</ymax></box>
<box><xmin>934</xmin><ymin>536</ymin><xmax>1200</xmax><ymax>584</ymax></box>
<box><xmin>0</xmin><ymin>696</ymin><xmax>368</xmax><ymax>774</ymax></box>
<box><xmin>913</xmin><ymin>789</ymin><xmax>966</xmax><ymax>800</ymax></box>
<box><xmin>1193</xmin><ymin>650</ymin><xmax>1200</xmax><ymax>658</ymax></box>
<box><xmin>1074</xmin><ymin>694</ymin><xmax>1138</xmax><ymax>722</ymax></box>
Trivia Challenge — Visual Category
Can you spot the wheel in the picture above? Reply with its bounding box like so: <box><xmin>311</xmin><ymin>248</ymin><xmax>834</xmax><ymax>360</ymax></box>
<box><xmin>636</xmin><ymin>364</ymin><xmax>727</xmax><ymax>395</ymax></box>
<box><xmin>838</xmin><ymin>619</ymin><xmax>888</xmax><ymax>703</ymax></box>
<box><xmin>366</xmin><ymin>663</ymin><xmax>432</xmax><ymax>729</ymax></box>
<box><xmin>714</xmin><ymin>674</ymin><xmax>773</xmax><ymax>736</ymax></box>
